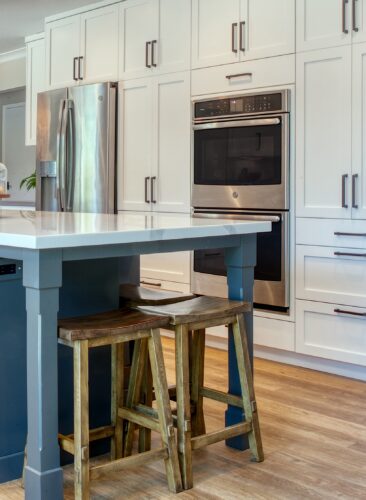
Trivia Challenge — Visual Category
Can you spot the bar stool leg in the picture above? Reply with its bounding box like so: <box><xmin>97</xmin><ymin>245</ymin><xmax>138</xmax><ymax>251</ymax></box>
<box><xmin>191</xmin><ymin>329</ymin><xmax>206</xmax><ymax>437</ymax></box>
<box><xmin>111</xmin><ymin>343</ymin><xmax>125</xmax><ymax>460</ymax></box>
<box><xmin>124</xmin><ymin>339</ymin><xmax>148</xmax><ymax>457</ymax></box>
<box><xmin>148</xmin><ymin>329</ymin><xmax>182</xmax><ymax>493</ymax></box>
<box><xmin>138</xmin><ymin>349</ymin><xmax>152</xmax><ymax>453</ymax></box>
<box><xmin>232</xmin><ymin>314</ymin><xmax>264</xmax><ymax>463</ymax></box>
<box><xmin>74</xmin><ymin>340</ymin><xmax>90</xmax><ymax>500</ymax></box>
<box><xmin>175</xmin><ymin>324</ymin><xmax>193</xmax><ymax>490</ymax></box>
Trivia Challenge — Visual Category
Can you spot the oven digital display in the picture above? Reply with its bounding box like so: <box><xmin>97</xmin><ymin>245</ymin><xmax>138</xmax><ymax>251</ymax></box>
<box><xmin>195</xmin><ymin>92</ymin><xmax>283</xmax><ymax>118</ymax></box>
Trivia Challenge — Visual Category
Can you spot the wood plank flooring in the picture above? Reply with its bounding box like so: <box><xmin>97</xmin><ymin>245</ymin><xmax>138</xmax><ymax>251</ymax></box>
<box><xmin>1</xmin><ymin>337</ymin><xmax>365</xmax><ymax>499</ymax></box>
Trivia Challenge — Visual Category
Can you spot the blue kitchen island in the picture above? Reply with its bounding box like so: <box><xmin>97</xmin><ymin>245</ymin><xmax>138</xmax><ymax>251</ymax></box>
<box><xmin>0</xmin><ymin>209</ymin><xmax>271</xmax><ymax>499</ymax></box>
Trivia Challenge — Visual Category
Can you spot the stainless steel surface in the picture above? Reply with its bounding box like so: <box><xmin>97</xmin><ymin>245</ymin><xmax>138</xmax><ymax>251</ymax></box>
<box><xmin>352</xmin><ymin>173</ymin><xmax>358</xmax><ymax>208</ymax></box>
<box><xmin>152</xmin><ymin>40</ymin><xmax>157</xmax><ymax>67</ymax></box>
<box><xmin>334</xmin><ymin>231</ymin><xmax>366</xmax><ymax>237</ymax></box>
<box><xmin>145</xmin><ymin>176</ymin><xmax>150</xmax><ymax>203</ymax></box>
<box><xmin>36</xmin><ymin>82</ymin><xmax>117</xmax><ymax>214</ymax></box>
<box><xmin>334</xmin><ymin>308</ymin><xmax>366</xmax><ymax>317</ymax></box>
<box><xmin>226</xmin><ymin>72</ymin><xmax>252</xmax><ymax>80</ymax></box>
<box><xmin>192</xmin><ymin>113</ymin><xmax>289</xmax><ymax>211</ymax></box>
<box><xmin>151</xmin><ymin>176</ymin><xmax>157</xmax><ymax>204</ymax></box>
<box><xmin>353</xmin><ymin>0</ymin><xmax>359</xmax><ymax>31</ymax></box>
<box><xmin>343</xmin><ymin>0</ymin><xmax>349</xmax><ymax>34</ymax></box>
<box><xmin>78</xmin><ymin>56</ymin><xmax>84</xmax><ymax>80</ymax></box>
<box><xmin>39</xmin><ymin>161</ymin><xmax>57</xmax><ymax>178</ymax></box>
<box><xmin>231</xmin><ymin>23</ymin><xmax>238</xmax><ymax>53</ymax></box>
<box><xmin>146</xmin><ymin>41</ymin><xmax>151</xmax><ymax>68</ymax></box>
<box><xmin>191</xmin><ymin>210</ymin><xmax>290</xmax><ymax>310</ymax></box>
<box><xmin>240</xmin><ymin>21</ymin><xmax>245</xmax><ymax>52</ymax></box>
<box><xmin>334</xmin><ymin>251</ymin><xmax>366</xmax><ymax>257</ymax></box>
<box><xmin>73</xmin><ymin>57</ymin><xmax>78</xmax><ymax>81</ymax></box>
<box><xmin>342</xmin><ymin>174</ymin><xmax>349</xmax><ymax>208</ymax></box>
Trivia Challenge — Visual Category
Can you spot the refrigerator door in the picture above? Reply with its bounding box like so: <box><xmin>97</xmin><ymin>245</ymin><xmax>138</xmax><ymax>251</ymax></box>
<box><xmin>36</xmin><ymin>88</ymin><xmax>68</xmax><ymax>211</ymax></box>
<box><xmin>68</xmin><ymin>82</ymin><xmax>116</xmax><ymax>214</ymax></box>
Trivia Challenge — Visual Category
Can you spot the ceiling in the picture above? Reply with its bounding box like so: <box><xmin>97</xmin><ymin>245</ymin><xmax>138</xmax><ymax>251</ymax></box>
<box><xmin>0</xmin><ymin>0</ymin><xmax>96</xmax><ymax>54</ymax></box>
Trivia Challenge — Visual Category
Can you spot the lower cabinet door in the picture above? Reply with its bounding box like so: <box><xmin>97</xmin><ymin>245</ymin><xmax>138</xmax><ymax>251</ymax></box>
<box><xmin>296</xmin><ymin>300</ymin><xmax>366</xmax><ymax>366</ymax></box>
<box><xmin>140</xmin><ymin>251</ymin><xmax>190</xmax><ymax>284</ymax></box>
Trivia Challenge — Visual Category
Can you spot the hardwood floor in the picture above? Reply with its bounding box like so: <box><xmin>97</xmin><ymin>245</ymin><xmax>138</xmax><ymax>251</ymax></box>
<box><xmin>1</xmin><ymin>337</ymin><xmax>366</xmax><ymax>499</ymax></box>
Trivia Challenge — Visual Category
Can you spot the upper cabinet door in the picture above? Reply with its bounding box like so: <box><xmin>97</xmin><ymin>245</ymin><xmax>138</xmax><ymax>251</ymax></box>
<box><xmin>155</xmin><ymin>0</ymin><xmax>191</xmax><ymax>75</ymax></box>
<box><xmin>296</xmin><ymin>47</ymin><xmax>352</xmax><ymax>219</ymax></box>
<box><xmin>240</xmin><ymin>0</ymin><xmax>295</xmax><ymax>60</ymax></box>
<box><xmin>117</xmin><ymin>79</ymin><xmax>154</xmax><ymax>212</ymax></box>
<box><xmin>297</xmin><ymin>0</ymin><xmax>351</xmax><ymax>52</ymax></box>
<box><xmin>192</xmin><ymin>0</ymin><xmax>240</xmax><ymax>69</ymax></box>
<box><xmin>45</xmin><ymin>15</ymin><xmax>80</xmax><ymax>89</ymax></box>
<box><xmin>119</xmin><ymin>0</ymin><xmax>158</xmax><ymax>80</ymax></box>
<box><xmin>152</xmin><ymin>72</ymin><xmax>191</xmax><ymax>213</ymax></box>
<box><xmin>25</xmin><ymin>36</ymin><xmax>45</xmax><ymax>146</ymax></box>
<box><xmin>352</xmin><ymin>42</ymin><xmax>366</xmax><ymax>219</ymax></box>
<box><xmin>79</xmin><ymin>5</ymin><xmax>119</xmax><ymax>83</ymax></box>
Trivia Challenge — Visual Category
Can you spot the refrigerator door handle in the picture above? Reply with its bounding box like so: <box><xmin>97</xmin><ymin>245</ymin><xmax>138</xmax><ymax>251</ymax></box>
<box><xmin>65</xmin><ymin>100</ymin><xmax>75</xmax><ymax>212</ymax></box>
<box><xmin>56</xmin><ymin>100</ymin><xmax>67</xmax><ymax>210</ymax></box>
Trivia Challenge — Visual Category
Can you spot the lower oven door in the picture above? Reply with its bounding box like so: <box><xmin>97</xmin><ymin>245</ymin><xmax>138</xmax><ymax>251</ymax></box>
<box><xmin>191</xmin><ymin>211</ymin><xmax>289</xmax><ymax>312</ymax></box>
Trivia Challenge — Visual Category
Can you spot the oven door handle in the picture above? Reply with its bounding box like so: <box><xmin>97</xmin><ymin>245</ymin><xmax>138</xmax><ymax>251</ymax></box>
<box><xmin>193</xmin><ymin>117</ymin><xmax>281</xmax><ymax>130</ymax></box>
<box><xmin>193</xmin><ymin>212</ymin><xmax>281</xmax><ymax>223</ymax></box>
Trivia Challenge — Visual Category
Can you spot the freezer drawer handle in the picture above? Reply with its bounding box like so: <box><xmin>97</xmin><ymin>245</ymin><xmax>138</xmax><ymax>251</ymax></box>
<box><xmin>334</xmin><ymin>231</ymin><xmax>366</xmax><ymax>237</ymax></box>
<box><xmin>334</xmin><ymin>308</ymin><xmax>366</xmax><ymax>317</ymax></box>
<box><xmin>145</xmin><ymin>177</ymin><xmax>151</xmax><ymax>203</ymax></box>
<box><xmin>334</xmin><ymin>251</ymin><xmax>366</xmax><ymax>257</ymax></box>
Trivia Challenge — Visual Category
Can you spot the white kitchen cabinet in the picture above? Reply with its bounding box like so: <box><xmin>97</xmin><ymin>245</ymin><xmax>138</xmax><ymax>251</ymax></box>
<box><xmin>296</xmin><ymin>299</ymin><xmax>366</xmax><ymax>366</ymax></box>
<box><xmin>353</xmin><ymin>0</ymin><xmax>366</xmax><ymax>43</ymax></box>
<box><xmin>192</xmin><ymin>0</ymin><xmax>294</xmax><ymax>69</ymax></box>
<box><xmin>25</xmin><ymin>34</ymin><xmax>45</xmax><ymax>146</ymax></box>
<box><xmin>297</xmin><ymin>0</ymin><xmax>351</xmax><ymax>51</ymax></box>
<box><xmin>45</xmin><ymin>4</ymin><xmax>119</xmax><ymax>89</ymax></box>
<box><xmin>118</xmin><ymin>72</ymin><xmax>191</xmax><ymax>213</ymax></box>
<box><xmin>296</xmin><ymin>245</ymin><xmax>366</xmax><ymax>308</ymax></box>
<box><xmin>118</xmin><ymin>78</ymin><xmax>154</xmax><ymax>211</ymax></box>
<box><xmin>141</xmin><ymin>251</ymin><xmax>190</xmax><ymax>284</ymax></box>
<box><xmin>352</xmin><ymin>42</ymin><xmax>366</xmax><ymax>219</ymax></box>
<box><xmin>296</xmin><ymin>47</ymin><xmax>352</xmax><ymax>219</ymax></box>
<box><xmin>241</xmin><ymin>0</ymin><xmax>295</xmax><ymax>61</ymax></box>
<box><xmin>45</xmin><ymin>15</ymin><xmax>80</xmax><ymax>89</ymax></box>
<box><xmin>119</xmin><ymin>0</ymin><xmax>191</xmax><ymax>80</ymax></box>
<box><xmin>79</xmin><ymin>4</ymin><xmax>119</xmax><ymax>83</ymax></box>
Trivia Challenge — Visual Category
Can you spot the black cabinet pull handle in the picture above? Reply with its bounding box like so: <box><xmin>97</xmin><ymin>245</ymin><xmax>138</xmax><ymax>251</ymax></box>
<box><xmin>231</xmin><ymin>23</ymin><xmax>238</xmax><ymax>53</ymax></box>
<box><xmin>334</xmin><ymin>251</ymin><xmax>366</xmax><ymax>257</ymax></box>
<box><xmin>78</xmin><ymin>56</ymin><xmax>84</xmax><ymax>80</ymax></box>
<box><xmin>343</xmin><ymin>0</ymin><xmax>349</xmax><ymax>34</ymax></box>
<box><xmin>145</xmin><ymin>177</ymin><xmax>150</xmax><ymax>203</ymax></box>
<box><xmin>341</xmin><ymin>174</ymin><xmax>348</xmax><ymax>208</ymax></box>
<box><xmin>151</xmin><ymin>40</ymin><xmax>157</xmax><ymax>67</ymax></box>
<box><xmin>334</xmin><ymin>231</ymin><xmax>366</xmax><ymax>237</ymax></box>
<box><xmin>353</xmin><ymin>0</ymin><xmax>359</xmax><ymax>31</ymax></box>
<box><xmin>145</xmin><ymin>41</ymin><xmax>151</xmax><ymax>68</ymax></box>
<box><xmin>151</xmin><ymin>176</ymin><xmax>156</xmax><ymax>203</ymax></box>
<box><xmin>352</xmin><ymin>173</ymin><xmax>358</xmax><ymax>208</ymax></box>
<box><xmin>334</xmin><ymin>308</ymin><xmax>366</xmax><ymax>317</ymax></box>
<box><xmin>73</xmin><ymin>57</ymin><xmax>78</xmax><ymax>81</ymax></box>
<box><xmin>226</xmin><ymin>72</ymin><xmax>252</xmax><ymax>80</ymax></box>
<box><xmin>240</xmin><ymin>21</ymin><xmax>245</xmax><ymax>52</ymax></box>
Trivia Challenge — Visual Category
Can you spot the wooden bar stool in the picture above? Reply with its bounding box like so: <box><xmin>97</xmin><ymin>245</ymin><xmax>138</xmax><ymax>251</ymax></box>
<box><xmin>57</xmin><ymin>308</ymin><xmax>182</xmax><ymax>499</ymax></box>
<box><xmin>134</xmin><ymin>296</ymin><xmax>264</xmax><ymax>490</ymax></box>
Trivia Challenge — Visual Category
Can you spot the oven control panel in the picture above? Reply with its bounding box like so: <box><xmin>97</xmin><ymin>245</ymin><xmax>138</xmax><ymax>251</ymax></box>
<box><xmin>194</xmin><ymin>91</ymin><xmax>287</xmax><ymax>119</ymax></box>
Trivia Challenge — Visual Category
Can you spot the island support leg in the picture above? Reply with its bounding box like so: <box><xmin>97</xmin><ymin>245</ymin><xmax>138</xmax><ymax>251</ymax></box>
<box><xmin>224</xmin><ymin>234</ymin><xmax>257</xmax><ymax>451</ymax></box>
<box><xmin>23</xmin><ymin>249</ymin><xmax>64</xmax><ymax>500</ymax></box>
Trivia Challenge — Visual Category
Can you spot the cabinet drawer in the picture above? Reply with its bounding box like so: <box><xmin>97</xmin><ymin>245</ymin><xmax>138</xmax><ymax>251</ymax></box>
<box><xmin>296</xmin><ymin>300</ymin><xmax>366</xmax><ymax>366</ymax></box>
<box><xmin>140</xmin><ymin>278</ymin><xmax>190</xmax><ymax>294</ymax></box>
<box><xmin>140</xmin><ymin>251</ymin><xmax>190</xmax><ymax>284</ymax></box>
<box><xmin>191</xmin><ymin>54</ymin><xmax>295</xmax><ymax>96</ymax></box>
<box><xmin>296</xmin><ymin>218</ymin><xmax>366</xmax><ymax>249</ymax></box>
<box><xmin>296</xmin><ymin>245</ymin><xmax>366</xmax><ymax>307</ymax></box>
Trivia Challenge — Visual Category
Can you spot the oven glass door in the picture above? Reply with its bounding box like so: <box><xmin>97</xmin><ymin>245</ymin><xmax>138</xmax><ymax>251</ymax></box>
<box><xmin>194</xmin><ymin>117</ymin><xmax>282</xmax><ymax>186</ymax></box>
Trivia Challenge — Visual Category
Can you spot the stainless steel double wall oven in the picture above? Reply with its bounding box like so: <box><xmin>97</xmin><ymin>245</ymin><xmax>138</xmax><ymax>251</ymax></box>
<box><xmin>192</xmin><ymin>90</ymin><xmax>290</xmax><ymax>312</ymax></box>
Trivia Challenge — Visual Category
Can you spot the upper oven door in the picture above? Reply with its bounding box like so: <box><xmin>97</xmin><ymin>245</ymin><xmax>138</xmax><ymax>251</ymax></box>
<box><xmin>193</xmin><ymin>114</ymin><xmax>289</xmax><ymax>210</ymax></box>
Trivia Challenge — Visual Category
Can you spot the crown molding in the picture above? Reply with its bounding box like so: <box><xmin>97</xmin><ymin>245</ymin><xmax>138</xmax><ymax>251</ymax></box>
<box><xmin>0</xmin><ymin>47</ymin><xmax>26</xmax><ymax>64</ymax></box>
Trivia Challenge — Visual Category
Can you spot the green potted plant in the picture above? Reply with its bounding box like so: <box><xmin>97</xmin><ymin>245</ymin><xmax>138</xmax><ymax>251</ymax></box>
<box><xmin>20</xmin><ymin>171</ymin><xmax>36</xmax><ymax>191</ymax></box>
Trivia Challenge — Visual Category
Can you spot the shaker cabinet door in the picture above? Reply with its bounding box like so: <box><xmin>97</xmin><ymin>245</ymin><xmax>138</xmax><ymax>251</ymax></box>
<box><xmin>45</xmin><ymin>16</ymin><xmax>80</xmax><ymax>89</ymax></box>
<box><xmin>119</xmin><ymin>0</ymin><xmax>158</xmax><ymax>80</ymax></box>
<box><xmin>152</xmin><ymin>72</ymin><xmax>191</xmax><ymax>213</ymax></box>
<box><xmin>296</xmin><ymin>0</ymin><xmax>351</xmax><ymax>52</ymax></box>
<box><xmin>240</xmin><ymin>0</ymin><xmax>295</xmax><ymax>61</ymax></box>
<box><xmin>296</xmin><ymin>47</ymin><xmax>352</xmax><ymax>219</ymax></box>
<box><xmin>80</xmin><ymin>4</ymin><xmax>119</xmax><ymax>84</ymax></box>
<box><xmin>117</xmin><ymin>79</ymin><xmax>154</xmax><ymax>211</ymax></box>
<box><xmin>192</xmin><ymin>0</ymin><xmax>241</xmax><ymax>69</ymax></box>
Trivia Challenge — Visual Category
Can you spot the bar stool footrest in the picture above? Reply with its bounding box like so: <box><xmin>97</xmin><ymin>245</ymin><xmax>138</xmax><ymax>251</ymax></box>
<box><xmin>118</xmin><ymin>407</ymin><xmax>160</xmax><ymax>433</ymax></box>
<box><xmin>200</xmin><ymin>387</ymin><xmax>244</xmax><ymax>409</ymax></box>
<box><xmin>58</xmin><ymin>425</ymin><xmax>116</xmax><ymax>455</ymax></box>
<box><xmin>191</xmin><ymin>421</ymin><xmax>252</xmax><ymax>450</ymax></box>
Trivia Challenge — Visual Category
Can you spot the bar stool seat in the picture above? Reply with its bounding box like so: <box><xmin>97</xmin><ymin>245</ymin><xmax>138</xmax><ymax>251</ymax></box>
<box><xmin>119</xmin><ymin>283</ymin><xmax>195</xmax><ymax>307</ymax></box>
<box><xmin>134</xmin><ymin>296</ymin><xmax>264</xmax><ymax>490</ymax></box>
<box><xmin>57</xmin><ymin>308</ymin><xmax>182</xmax><ymax>499</ymax></box>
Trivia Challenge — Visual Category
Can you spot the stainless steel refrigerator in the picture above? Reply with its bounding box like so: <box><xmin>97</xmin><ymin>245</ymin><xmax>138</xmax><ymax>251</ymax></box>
<box><xmin>36</xmin><ymin>82</ymin><xmax>117</xmax><ymax>213</ymax></box>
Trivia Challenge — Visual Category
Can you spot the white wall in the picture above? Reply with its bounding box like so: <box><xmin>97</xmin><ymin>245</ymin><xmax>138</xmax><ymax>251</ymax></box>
<box><xmin>0</xmin><ymin>51</ymin><xmax>26</xmax><ymax>92</ymax></box>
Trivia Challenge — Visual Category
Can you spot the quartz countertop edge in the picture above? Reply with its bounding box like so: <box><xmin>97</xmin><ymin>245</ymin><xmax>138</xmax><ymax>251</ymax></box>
<box><xmin>0</xmin><ymin>211</ymin><xmax>272</xmax><ymax>250</ymax></box>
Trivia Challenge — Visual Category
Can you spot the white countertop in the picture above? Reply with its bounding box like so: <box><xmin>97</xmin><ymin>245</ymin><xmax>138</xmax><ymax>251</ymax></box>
<box><xmin>0</xmin><ymin>210</ymin><xmax>271</xmax><ymax>250</ymax></box>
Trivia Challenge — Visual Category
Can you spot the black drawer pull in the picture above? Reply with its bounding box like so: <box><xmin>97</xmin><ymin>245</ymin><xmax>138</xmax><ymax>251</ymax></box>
<box><xmin>334</xmin><ymin>232</ymin><xmax>366</xmax><ymax>237</ymax></box>
<box><xmin>334</xmin><ymin>251</ymin><xmax>366</xmax><ymax>257</ymax></box>
<box><xmin>334</xmin><ymin>308</ymin><xmax>366</xmax><ymax>317</ymax></box>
